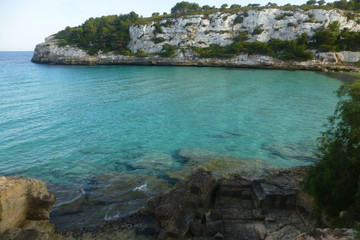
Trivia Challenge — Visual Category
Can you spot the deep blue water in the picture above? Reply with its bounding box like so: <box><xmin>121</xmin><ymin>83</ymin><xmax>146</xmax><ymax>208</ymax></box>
<box><xmin>0</xmin><ymin>51</ymin><xmax>341</xmax><ymax>227</ymax></box>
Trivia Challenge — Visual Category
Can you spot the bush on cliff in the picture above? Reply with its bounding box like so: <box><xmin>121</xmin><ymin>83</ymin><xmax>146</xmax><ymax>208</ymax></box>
<box><xmin>195</xmin><ymin>38</ymin><xmax>314</xmax><ymax>61</ymax></box>
<box><xmin>311</xmin><ymin>21</ymin><xmax>360</xmax><ymax>52</ymax></box>
<box><xmin>55</xmin><ymin>12</ymin><xmax>139</xmax><ymax>55</ymax></box>
<box><xmin>171</xmin><ymin>1</ymin><xmax>201</xmax><ymax>15</ymax></box>
<box><xmin>303</xmin><ymin>82</ymin><xmax>360</xmax><ymax>226</ymax></box>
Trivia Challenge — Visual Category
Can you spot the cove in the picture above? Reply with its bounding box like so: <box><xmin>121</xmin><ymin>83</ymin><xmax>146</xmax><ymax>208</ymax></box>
<box><xmin>0</xmin><ymin>52</ymin><xmax>341</xmax><ymax>227</ymax></box>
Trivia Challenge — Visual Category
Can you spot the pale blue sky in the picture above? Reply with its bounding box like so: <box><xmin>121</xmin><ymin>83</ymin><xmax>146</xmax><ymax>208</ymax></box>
<box><xmin>0</xmin><ymin>0</ymin><xmax>308</xmax><ymax>51</ymax></box>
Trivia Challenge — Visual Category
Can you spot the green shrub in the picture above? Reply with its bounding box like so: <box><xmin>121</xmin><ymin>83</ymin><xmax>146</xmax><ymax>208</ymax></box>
<box><xmin>58</xmin><ymin>39</ymin><xmax>68</xmax><ymax>47</ymax></box>
<box><xmin>195</xmin><ymin>44</ymin><xmax>235</xmax><ymax>58</ymax></box>
<box><xmin>152</xmin><ymin>37</ymin><xmax>166</xmax><ymax>43</ymax></box>
<box><xmin>153</xmin><ymin>22</ymin><xmax>163</xmax><ymax>34</ymax></box>
<box><xmin>312</xmin><ymin>29</ymin><xmax>339</xmax><ymax>51</ymax></box>
<box><xmin>54</xmin><ymin>12</ymin><xmax>139</xmax><ymax>55</ymax></box>
<box><xmin>233</xmin><ymin>31</ymin><xmax>250</xmax><ymax>42</ymax></box>
<box><xmin>157</xmin><ymin>44</ymin><xmax>178</xmax><ymax>57</ymax></box>
<box><xmin>234</xmin><ymin>15</ymin><xmax>244</xmax><ymax>24</ymax></box>
<box><xmin>197</xmin><ymin>38</ymin><xmax>313</xmax><ymax>61</ymax></box>
<box><xmin>171</xmin><ymin>1</ymin><xmax>201</xmax><ymax>15</ymax></box>
<box><xmin>275</xmin><ymin>12</ymin><xmax>294</xmax><ymax>20</ymax></box>
<box><xmin>161</xmin><ymin>20</ymin><xmax>172</xmax><ymax>27</ymax></box>
<box><xmin>246</xmin><ymin>42</ymin><xmax>273</xmax><ymax>55</ymax></box>
<box><xmin>303</xmin><ymin>82</ymin><xmax>360</xmax><ymax>226</ymax></box>
<box><xmin>305</xmin><ymin>13</ymin><xmax>316</xmax><ymax>23</ymax></box>
<box><xmin>119</xmin><ymin>49</ymin><xmax>134</xmax><ymax>56</ymax></box>
<box><xmin>135</xmin><ymin>49</ymin><xmax>149</xmax><ymax>57</ymax></box>
<box><xmin>252</xmin><ymin>26</ymin><xmax>264</xmax><ymax>35</ymax></box>
<box><xmin>287</xmin><ymin>22</ymin><xmax>297</xmax><ymax>27</ymax></box>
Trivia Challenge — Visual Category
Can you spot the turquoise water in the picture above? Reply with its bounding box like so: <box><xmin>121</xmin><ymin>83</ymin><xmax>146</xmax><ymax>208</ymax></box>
<box><xmin>0</xmin><ymin>52</ymin><xmax>341</xmax><ymax>227</ymax></box>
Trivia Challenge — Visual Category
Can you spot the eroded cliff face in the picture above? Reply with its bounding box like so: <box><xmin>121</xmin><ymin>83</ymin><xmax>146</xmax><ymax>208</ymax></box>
<box><xmin>128</xmin><ymin>8</ymin><xmax>360</xmax><ymax>54</ymax></box>
<box><xmin>32</xmin><ymin>8</ymin><xmax>360</xmax><ymax>71</ymax></box>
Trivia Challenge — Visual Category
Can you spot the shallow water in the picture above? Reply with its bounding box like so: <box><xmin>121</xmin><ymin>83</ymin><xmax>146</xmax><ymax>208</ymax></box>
<box><xmin>0</xmin><ymin>52</ymin><xmax>341</xmax><ymax>227</ymax></box>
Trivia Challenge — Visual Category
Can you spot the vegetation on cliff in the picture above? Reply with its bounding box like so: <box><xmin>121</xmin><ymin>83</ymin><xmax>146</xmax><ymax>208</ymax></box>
<box><xmin>193</xmin><ymin>36</ymin><xmax>314</xmax><ymax>61</ymax></box>
<box><xmin>303</xmin><ymin>81</ymin><xmax>360</xmax><ymax>226</ymax></box>
<box><xmin>55</xmin><ymin>12</ymin><xmax>139</xmax><ymax>55</ymax></box>
<box><xmin>53</xmin><ymin>1</ymin><xmax>360</xmax><ymax>59</ymax></box>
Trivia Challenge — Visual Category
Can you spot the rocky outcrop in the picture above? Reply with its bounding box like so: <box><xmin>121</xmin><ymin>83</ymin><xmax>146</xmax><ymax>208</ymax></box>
<box><xmin>147</xmin><ymin>168</ymin><xmax>218</xmax><ymax>239</ymax></box>
<box><xmin>32</xmin><ymin>39</ymin><xmax>360</xmax><ymax>72</ymax></box>
<box><xmin>32</xmin><ymin>8</ymin><xmax>360</xmax><ymax>72</ymax></box>
<box><xmin>0</xmin><ymin>176</ymin><xmax>56</xmax><ymax>239</ymax></box>
<box><xmin>147</xmin><ymin>167</ymin><xmax>316</xmax><ymax>240</ymax></box>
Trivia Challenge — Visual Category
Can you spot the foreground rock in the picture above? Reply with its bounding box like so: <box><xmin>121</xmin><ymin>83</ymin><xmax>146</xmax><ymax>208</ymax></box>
<box><xmin>295</xmin><ymin>228</ymin><xmax>357</xmax><ymax>240</ymax></box>
<box><xmin>0</xmin><ymin>176</ymin><xmax>56</xmax><ymax>239</ymax></box>
<box><xmin>148</xmin><ymin>167</ymin><xmax>317</xmax><ymax>240</ymax></box>
<box><xmin>147</xmin><ymin>168</ymin><xmax>218</xmax><ymax>239</ymax></box>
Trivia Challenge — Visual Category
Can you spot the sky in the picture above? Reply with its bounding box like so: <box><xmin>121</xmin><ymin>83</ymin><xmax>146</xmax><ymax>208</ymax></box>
<box><xmin>0</xmin><ymin>0</ymin><xmax>308</xmax><ymax>51</ymax></box>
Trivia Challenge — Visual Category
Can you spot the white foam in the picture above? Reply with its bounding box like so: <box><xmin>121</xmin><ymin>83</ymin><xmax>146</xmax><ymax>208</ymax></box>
<box><xmin>133</xmin><ymin>183</ymin><xmax>148</xmax><ymax>192</ymax></box>
<box><xmin>104</xmin><ymin>211</ymin><xmax>121</xmax><ymax>221</ymax></box>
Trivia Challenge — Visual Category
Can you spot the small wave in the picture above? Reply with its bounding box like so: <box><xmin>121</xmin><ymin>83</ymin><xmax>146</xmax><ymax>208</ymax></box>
<box><xmin>80</xmin><ymin>188</ymin><xmax>86</xmax><ymax>195</ymax></box>
<box><xmin>133</xmin><ymin>183</ymin><xmax>148</xmax><ymax>192</ymax></box>
<box><xmin>104</xmin><ymin>211</ymin><xmax>121</xmax><ymax>221</ymax></box>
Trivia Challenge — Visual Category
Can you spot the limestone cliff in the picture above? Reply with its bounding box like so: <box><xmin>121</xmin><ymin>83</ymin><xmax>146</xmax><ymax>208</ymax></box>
<box><xmin>32</xmin><ymin>8</ymin><xmax>360</xmax><ymax>71</ymax></box>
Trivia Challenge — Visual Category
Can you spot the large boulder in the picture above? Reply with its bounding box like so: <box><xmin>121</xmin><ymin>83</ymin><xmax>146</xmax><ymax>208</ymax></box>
<box><xmin>0</xmin><ymin>176</ymin><xmax>55</xmax><ymax>239</ymax></box>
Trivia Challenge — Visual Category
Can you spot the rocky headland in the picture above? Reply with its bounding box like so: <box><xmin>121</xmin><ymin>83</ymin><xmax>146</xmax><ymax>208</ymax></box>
<box><xmin>32</xmin><ymin>8</ymin><xmax>360</xmax><ymax>72</ymax></box>
<box><xmin>1</xmin><ymin>168</ymin><xmax>357</xmax><ymax>240</ymax></box>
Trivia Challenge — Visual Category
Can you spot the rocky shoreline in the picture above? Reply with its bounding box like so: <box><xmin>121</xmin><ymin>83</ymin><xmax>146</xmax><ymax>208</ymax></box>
<box><xmin>32</xmin><ymin>40</ymin><xmax>360</xmax><ymax>72</ymax></box>
<box><xmin>1</xmin><ymin>167</ymin><xmax>357</xmax><ymax>239</ymax></box>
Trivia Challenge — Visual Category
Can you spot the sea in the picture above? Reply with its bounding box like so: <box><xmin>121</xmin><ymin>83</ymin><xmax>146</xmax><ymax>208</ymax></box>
<box><xmin>0</xmin><ymin>51</ymin><xmax>342</xmax><ymax>228</ymax></box>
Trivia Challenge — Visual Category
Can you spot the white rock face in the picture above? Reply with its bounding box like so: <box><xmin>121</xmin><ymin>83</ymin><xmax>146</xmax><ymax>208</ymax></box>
<box><xmin>128</xmin><ymin>8</ymin><xmax>360</xmax><ymax>54</ymax></box>
<box><xmin>337</xmin><ymin>51</ymin><xmax>360</xmax><ymax>62</ymax></box>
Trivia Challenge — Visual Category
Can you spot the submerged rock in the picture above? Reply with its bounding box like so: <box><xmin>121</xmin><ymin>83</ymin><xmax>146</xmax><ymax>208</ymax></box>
<box><xmin>50</xmin><ymin>173</ymin><xmax>169</xmax><ymax>229</ymax></box>
<box><xmin>166</xmin><ymin>147</ymin><xmax>278</xmax><ymax>180</ymax></box>
<box><xmin>261</xmin><ymin>142</ymin><xmax>318</xmax><ymax>163</ymax></box>
<box><xmin>127</xmin><ymin>151</ymin><xmax>181</xmax><ymax>175</ymax></box>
